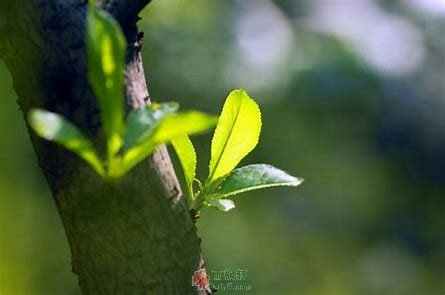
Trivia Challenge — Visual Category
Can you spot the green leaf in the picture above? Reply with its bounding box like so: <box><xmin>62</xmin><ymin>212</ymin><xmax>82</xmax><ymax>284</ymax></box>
<box><xmin>171</xmin><ymin>135</ymin><xmax>197</xmax><ymax>202</ymax></box>
<box><xmin>213</xmin><ymin>164</ymin><xmax>303</xmax><ymax>198</ymax></box>
<box><xmin>207</xmin><ymin>198</ymin><xmax>235</xmax><ymax>212</ymax></box>
<box><xmin>207</xmin><ymin>89</ymin><xmax>261</xmax><ymax>183</ymax></box>
<box><xmin>120</xmin><ymin>111</ymin><xmax>217</xmax><ymax>177</ymax></box>
<box><xmin>86</xmin><ymin>4</ymin><xmax>126</xmax><ymax>157</ymax></box>
<box><xmin>152</xmin><ymin>111</ymin><xmax>218</xmax><ymax>143</ymax></box>
<box><xmin>123</xmin><ymin>103</ymin><xmax>179</xmax><ymax>152</ymax></box>
<box><xmin>28</xmin><ymin>109</ymin><xmax>105</xmax><ymax>176</ymax></box>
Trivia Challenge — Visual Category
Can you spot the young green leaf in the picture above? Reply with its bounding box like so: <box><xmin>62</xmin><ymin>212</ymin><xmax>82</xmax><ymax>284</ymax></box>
<box><xmin>171</xmin><ymin>135</ymin><xmax>197</xmax><ymax>203</ymax></box>
<box><xmin>207</xmin><ymin>198</ymin><xmax>235</xmax><ymax>212</ymax></box>
<box><xmin>120</xmin><ymin>111</ymin><xmax>217</xmax><ymax>177</ymax></box>
<box><xmin>86</xmin><ymin>4</ymin><xmax>126</xmax><ymax>157</ymax></box>
<box><xmin>208</xmin><ymin>89</ymin><xmax>261</xmax><ymax>183</ymax></box>
<box><xmin>213</xmin><ymin>164</ymin><xmax>303</xmax><ymax>198</ymax></box>
<box><xmin>28</xmin><ymin>109</ymin><xmax>105</xmax><ymax>176</ymax></box>
<box><xmin>152</xmin><ymin>111</ymin><xmax>218</xmax><ymax>143</ymax></box>
<box><xmin>123</xmin><ymin>103</ymin><xmax>179</xmax><ymax>152</ymax></box>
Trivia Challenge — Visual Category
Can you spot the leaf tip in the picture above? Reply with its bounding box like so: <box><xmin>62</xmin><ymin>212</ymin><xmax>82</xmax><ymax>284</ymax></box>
<box><xmin>208</xmin><ymin>198</ymin><xmax>236</xmax><ymax>212</ymax></box>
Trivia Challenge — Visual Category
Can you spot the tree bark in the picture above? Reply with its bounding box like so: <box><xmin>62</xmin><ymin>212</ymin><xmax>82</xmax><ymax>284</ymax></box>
<box><xmin>0</xmin><ymin>0</ymin><xmax>208</xmax><ymax>294</ymax></box>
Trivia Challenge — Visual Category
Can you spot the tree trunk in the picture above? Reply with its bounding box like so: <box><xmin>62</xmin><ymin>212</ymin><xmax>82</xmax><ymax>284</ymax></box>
<box><xmin>0</xmin><ymin>0</ymin><xmax>208</xmax><ymax>294</ymax></box>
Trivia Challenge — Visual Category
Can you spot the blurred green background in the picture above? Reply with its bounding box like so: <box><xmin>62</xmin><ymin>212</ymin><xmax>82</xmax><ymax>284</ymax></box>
<box><xmin>1</xmin><ymin>0</ymin><xmax>444</xmax><ymax>294</ymax></box>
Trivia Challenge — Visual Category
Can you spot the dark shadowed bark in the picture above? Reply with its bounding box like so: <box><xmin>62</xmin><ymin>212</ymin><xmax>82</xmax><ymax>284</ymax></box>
<box><xmin>0</xmin><ymin>0</ymin><xmax>208</xmax><ymax>294</ymax></box>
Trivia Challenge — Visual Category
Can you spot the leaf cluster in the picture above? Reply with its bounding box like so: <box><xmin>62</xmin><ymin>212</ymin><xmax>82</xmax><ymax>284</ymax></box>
<box><xmin>28</xmin><ymin>4</ymin><xmax>216</xmax><ymax>180</ymax></box>
<box><xmin>28</xmin><ymin>4</ymin><xmax>303</xmax><ymax>216</ymax></box>
<box><xmin>172</xmin><ymin>89</ymin><xmax>303</xmax><ymax>213</ymax></box>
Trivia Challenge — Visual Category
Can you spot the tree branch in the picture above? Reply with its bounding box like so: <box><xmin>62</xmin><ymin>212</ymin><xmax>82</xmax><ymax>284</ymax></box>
<box><xmin>0</xmin><ymin>1</ymin><xmax>210</xmax><ymax>294</ymax></box>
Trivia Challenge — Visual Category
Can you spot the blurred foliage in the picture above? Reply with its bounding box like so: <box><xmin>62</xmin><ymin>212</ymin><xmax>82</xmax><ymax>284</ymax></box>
<box><xmin>1</xmin><ymin>0</ymin><xmax>444</xmax><ymax>294</ymax></box>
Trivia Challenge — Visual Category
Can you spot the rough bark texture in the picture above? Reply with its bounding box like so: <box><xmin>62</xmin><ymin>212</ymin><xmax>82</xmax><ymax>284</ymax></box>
<box><xmin>0</xmin><ymin>0</ymin><xmax>208</xmax><ymax>294</ymax></box>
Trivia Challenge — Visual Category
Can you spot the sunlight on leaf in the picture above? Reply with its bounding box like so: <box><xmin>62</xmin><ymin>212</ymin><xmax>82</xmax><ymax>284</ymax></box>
<box><xmin>214</xmin><ymin>164</ymin><xmax>303</xmax><ymax>198</ymax></box>
<box><xmin>171</xmin><ymin>135</ymin><xmax>197</xmax><ymax>203</ymax></box>
<box><xmin>120</xmin><ymin>111</ymin><xmax>217</xmax><ymax>177</ymax></box>
<box><xmin>208</xmin><ymin>89</ymin><xmax>261</xmax><ymax>183</ymax></box>
<box><xmin>153</xmin><ymin>111</ymin><xmax>218</xmax><ymax>143</ymax></box>
<box><xmin>28</xmin><ymin>109</ymin><xmax>105</xmax><ymax>176</ymax></box>
<box><xmin>123</xmin><ymin>103</ymin><xmax>179</xmax><ymax>152</ymax></box>
<box><xmin>86</xmin><ymin>4</ymin><xmax>126</xmax><ymax>159</ymax></box>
